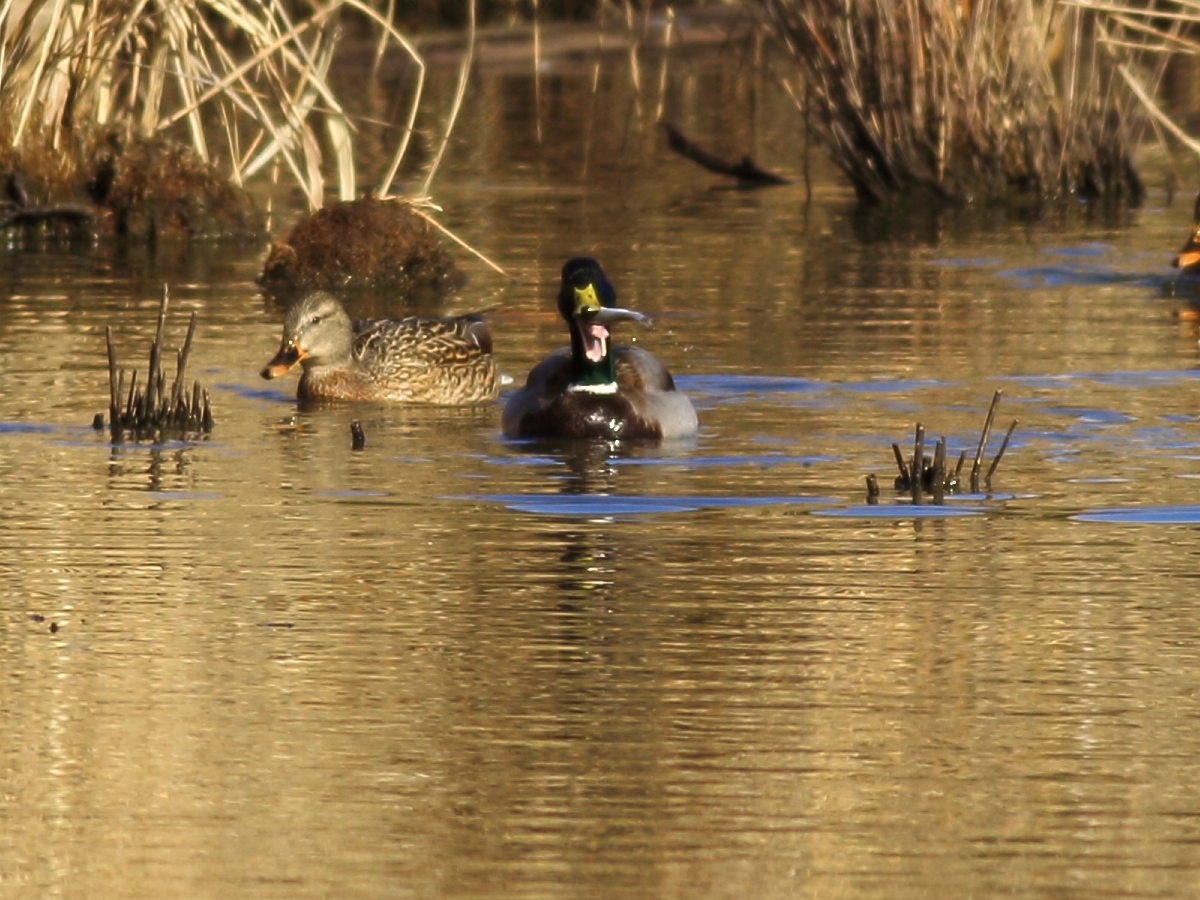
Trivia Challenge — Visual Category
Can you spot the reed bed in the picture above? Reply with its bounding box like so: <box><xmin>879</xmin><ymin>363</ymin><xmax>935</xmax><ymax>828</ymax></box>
<box><xmin>0</xmin><ymin>0</ymin><xmax>433</xmax><ymax>215</ymax></box>
<box><xmin>755</xmin><ymin>0</ymin><xmax>1187</xmax><ymax>204</ymax></box>
<box><xmin>100</xmin><ymin>286</ymin><xmax>213</xmax><ymax>443</ymax></box>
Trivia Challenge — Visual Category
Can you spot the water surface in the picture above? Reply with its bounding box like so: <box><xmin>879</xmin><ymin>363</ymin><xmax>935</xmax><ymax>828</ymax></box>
<box><xmin>3</xmin><ymin>33</ymin><xmax>1200</xmax><ymax>900</ymax></box>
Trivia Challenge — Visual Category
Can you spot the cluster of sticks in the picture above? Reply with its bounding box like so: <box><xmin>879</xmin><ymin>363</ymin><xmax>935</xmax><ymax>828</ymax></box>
<box><xmin>867</xmin><ymin>391</ymin><xmax>1016</xmax><ymax>505</ymax></box>
<box><xmin>99</xmin><ymin>286</ymin><xmax>213</xmax><ymax>442</ymax></box>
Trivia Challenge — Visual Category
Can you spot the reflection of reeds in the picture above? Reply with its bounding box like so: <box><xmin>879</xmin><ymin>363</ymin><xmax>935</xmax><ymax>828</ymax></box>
<box><xmin>0</xmin><ymin>1</ymin><xmax>429</xmax><ymax>211</ymax></box>
<box><xmin>756</xmin><ymin>0</ymin><xmax>1172</xmax><ymax>204</ymax></box>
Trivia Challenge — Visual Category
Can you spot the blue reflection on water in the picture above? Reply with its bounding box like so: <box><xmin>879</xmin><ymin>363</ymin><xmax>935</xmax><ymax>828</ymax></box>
<box><xmin>996</xmin><ymin>255</ymin><xmax>1164</xmax><ymax>289</ymax></box>
<box><xmin>0</xmin><ymin>421</ymin><xmax>55</xmax><ymax>434</ymax></box>
<box><xmin>1073</xmin><ymin>505</ymin><xmax>1200</xmax><ymax>525</ymax></box>
<box><xmin>451</xmin><ymin>493</ymin><xmax>834</xmax><ymax>517</ymax></box>
<box><xmin>679</xmin><ymin>374</ymin><xmax>828</xmax><ymax>397</ymax></box>
<box><xmin>1040</xmin><ymin>407</ymin><xmax>1136</xmax><ymax>424</ymax></box>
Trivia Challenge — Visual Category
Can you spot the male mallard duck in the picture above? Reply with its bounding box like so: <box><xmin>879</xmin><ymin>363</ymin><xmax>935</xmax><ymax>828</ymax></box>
<box><xmin>261</xmin><ymin>291</ymin><xmax>499</xmax><ymax>405</ymax></box>
<box><xmin>1174</xmin><ymin>192</ymin><xmax>1200</xmax><ymax>270</ymax></box>
<box><xmin>502</xmin><ymin>257</ymin><xmax>698</xmax><ymax>441</ymax></box>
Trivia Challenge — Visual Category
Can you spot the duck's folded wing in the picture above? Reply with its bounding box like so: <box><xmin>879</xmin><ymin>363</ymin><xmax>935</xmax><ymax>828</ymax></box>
<box><xmin>615</xmin><ymin>346</ymin><xmax>677</xmax><ymax>392</ymax></box>
<box><xmin>615</xmin><ymin>347</ymin><xmax>697</xmax><ymax>439</ymax></box>
<box><xmin>502</xmin><ymin>348</ymin><xmax>574</xmax><ymax>437</ymax></box>
<box><xmin>353</xmin><ymin>317</ymin><xmax>492</xmax><ymax>378</ymax></box>
<box><xmin>516</xmin><ymin>347</ymin><xmax>573</xmax><ymax>392</ymax></box>
<box><xmin>455</xmin><ymin>314</ymin><xmax>493</xmax><ymax>354</ymax></box>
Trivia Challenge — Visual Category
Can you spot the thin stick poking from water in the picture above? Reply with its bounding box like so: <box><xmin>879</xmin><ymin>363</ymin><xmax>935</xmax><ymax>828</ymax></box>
<box><xmin>911</xmin><ymin>422</ymin><xmax>925</xmax><ymax>505</ymax></box>
<box><xmin>892</xmin><ymin>442</ymin><xmax>911</xmax><ymax>488</ymax></box>
<box><xmin>970</xmin><ymin>390</ymin><xmax>1002</xmax><ymax>492</ymax></box>
<box><xmin>932</xmin><ymin>436</ymin><xmax>946</xmax><ymax>504</ymax></box>
<box><xmin>986</xmin><ymin>420</ymin><xmax>1018</xmax><ymax>486</ymax></box>
<box><xmin>866</xmin><ymin>473</ymin><xmax>880</xmax><ymax>504</ymax></box>
<box><xmin>105</xmin><ymin>325</ymin><xmax>119</xmax><ymax>428</ymax></box>
<box><xmin>125</xmin><ymin>369</ymin><xmax>139</xmax><ymax>424</ymax></box>
<box><xmin>113</xmin><ymin>370</ymin><xmax>125</xmax><ymax>442</ymax></box>
<box><xmin>171</xmin><ymin>310</ymin><xmax>198</xmax><ymax>413</ymax></box>
<box><xmin>146</xmin><ymin>285</ymin><xmax>170</xmax><ymax>422</ymax></box>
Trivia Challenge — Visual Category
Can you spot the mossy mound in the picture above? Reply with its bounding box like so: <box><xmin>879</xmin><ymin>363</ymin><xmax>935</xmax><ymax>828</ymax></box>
<box><xmin>0</xmin><ymin>131</ymin><xmax>264</xmax><ymax>242</ymax></box>
<box><xmin>258</xmin><ymin>197</ymin><xmax>464</xmax><ymax>304</ymax></box>
<box><xmin>85</xmin><ymin>134</ymin><xmax>265</xmax><ymax>241</ymax></box>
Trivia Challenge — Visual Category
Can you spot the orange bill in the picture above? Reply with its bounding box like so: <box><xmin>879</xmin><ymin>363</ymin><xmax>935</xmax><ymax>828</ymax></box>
<box><xmin>1174</xmin><ymin>248</ymin><xmax>1200</xmax><ymax>269</ymax></box>
<box><xmin>1174</xmin><ymin>228</ymin><xmax>1200</xmax><ymax>269</ymax></box>
<box><xmin>261</xmin><ymin>343</ymin><xmax>301</xmax><ymax>379</ymax></box>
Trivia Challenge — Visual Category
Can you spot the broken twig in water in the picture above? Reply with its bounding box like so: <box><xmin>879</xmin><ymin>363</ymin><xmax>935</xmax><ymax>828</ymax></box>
<box><xmin>866</xmin><ymin>473</ymin><xmax>880</xmax><ymax>504</ymax></box>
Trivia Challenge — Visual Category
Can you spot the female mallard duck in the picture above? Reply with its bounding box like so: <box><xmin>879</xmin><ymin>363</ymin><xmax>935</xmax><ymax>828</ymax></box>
<box><xmin>261</xmin><ymin>291</ymin><xmax>500</xmax><ymax>404</ymax></box>
<box><xmin>502</xmin><ymin>257</ymin><xmax>697</xmax><ymax>441</ymax></box>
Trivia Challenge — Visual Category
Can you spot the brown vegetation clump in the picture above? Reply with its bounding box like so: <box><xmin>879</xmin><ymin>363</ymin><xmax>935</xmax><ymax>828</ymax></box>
<box><xmin>85</xmin><ymin>135</ymin><xmax>264</xmax><ymax>242</ymax></box>
<box><xmin>0</xmin><ymin>132</ymin><xmax>263</xmax><ymax>241</ymax></box>
<box><xmin>755</xmin><ymin>0</ymin><xmax>1154</xmax><ymax>206</ymax></box>
<box><xmin>0</xmin><ymin>1</ymin><xmax>431</xmax><ymax>235</ymax></box>
<box><xmin>259</xmin><ymin>198</ymin><xmax>464</xmax><ymax>302</ymax></box>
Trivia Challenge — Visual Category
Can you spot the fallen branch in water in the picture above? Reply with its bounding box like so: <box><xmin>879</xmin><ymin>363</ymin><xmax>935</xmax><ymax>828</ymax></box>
<box><xmin>660</xmin><ymin>122</ymin><xmax>790</xmax><ymax>188</ymax></box>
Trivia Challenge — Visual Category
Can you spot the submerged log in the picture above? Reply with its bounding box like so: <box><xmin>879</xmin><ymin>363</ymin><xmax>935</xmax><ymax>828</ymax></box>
<box><xmin>98</xmin><ymin>285</ymin><xmax>214</xmax><ymax>442</ymax></box>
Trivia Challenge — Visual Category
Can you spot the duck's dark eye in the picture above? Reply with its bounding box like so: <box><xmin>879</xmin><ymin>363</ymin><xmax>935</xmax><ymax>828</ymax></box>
<box><xmin>310</xmin><ymin>315</ymin><xmax>322</xmax><ymax>325</ymax></box>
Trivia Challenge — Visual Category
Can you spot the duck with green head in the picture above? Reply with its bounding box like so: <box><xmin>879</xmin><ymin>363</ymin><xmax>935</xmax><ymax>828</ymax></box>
<box><xmin>502</xmin><ymin>257</ymin><xmax>698</xmax><ymax>441</ymax></box>
<box><xmin>261</xmin><ymin>291</ymin><xmax>499</xmax><ymax>405</ymax></box>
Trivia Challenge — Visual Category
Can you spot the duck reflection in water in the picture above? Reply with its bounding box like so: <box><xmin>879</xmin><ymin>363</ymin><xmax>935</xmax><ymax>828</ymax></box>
<box><xmin>502</xmin><ymin>258</ymin><xmax>698</xmax><ymax>443</ymax></box>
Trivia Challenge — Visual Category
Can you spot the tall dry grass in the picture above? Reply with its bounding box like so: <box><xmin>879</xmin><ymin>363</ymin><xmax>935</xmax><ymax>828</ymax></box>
<box><xmin>0</xmin><ymin>0</ymin><xmax>439</xmax><ymax>211</ymax></box>
<box><xmin>755</xmin><ymin>0</ymin><xmax>1185</xmax><ymax>204</ymax></box>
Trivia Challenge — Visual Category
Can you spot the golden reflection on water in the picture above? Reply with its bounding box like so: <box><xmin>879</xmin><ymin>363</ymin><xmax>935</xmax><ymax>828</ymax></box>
<box><xmin>3</xmin><ymin>37</ymin><xmax>1200</xmax><ymax>900</ymax></box>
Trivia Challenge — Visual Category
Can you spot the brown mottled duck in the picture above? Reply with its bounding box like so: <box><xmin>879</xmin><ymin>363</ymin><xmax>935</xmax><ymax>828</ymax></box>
<box><xmin>501</xmin><ymin>258</ymin><xmax>697</xmax><ymax>441</ymax></box>
<box><xmin>261</xmin><ymin>291</ymin><xmax>499</xmax><ymax>405</ymax></box>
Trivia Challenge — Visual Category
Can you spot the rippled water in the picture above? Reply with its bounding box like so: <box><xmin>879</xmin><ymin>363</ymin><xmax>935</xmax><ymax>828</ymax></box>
<box><xmin>5</xmin><ymin>32</ymin><xmax>1200</xmax><ymax>899</ymax></box>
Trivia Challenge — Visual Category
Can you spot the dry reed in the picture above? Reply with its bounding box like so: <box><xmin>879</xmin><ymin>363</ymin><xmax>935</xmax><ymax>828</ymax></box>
<box><xmin>754</xmin><ymin>0</ymin><xmax>1178</xmax><ymax>204</ymax></box>
<box><xmin>0</xmin><ymin>1</ymin><xmax>454</xmax><ymax>214</ymax></box>
<box><xmin>102</xmin><ymin>285</ymin><xmax>213</xmax><ymax>442</ymax></box>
